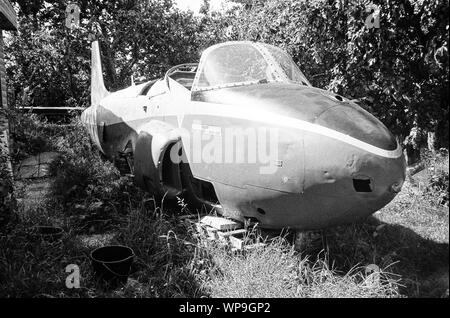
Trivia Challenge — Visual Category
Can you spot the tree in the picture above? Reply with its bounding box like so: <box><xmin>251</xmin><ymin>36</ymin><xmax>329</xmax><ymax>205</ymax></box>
<box><xmin>216</xmin><ymin>0</ymin><xmax>449</xmax><ymax>150</ymax></box>
<box><xmin>6</xmin><ymin>0</ymin><xmax>207</xmax><ymax>106</ymax></box>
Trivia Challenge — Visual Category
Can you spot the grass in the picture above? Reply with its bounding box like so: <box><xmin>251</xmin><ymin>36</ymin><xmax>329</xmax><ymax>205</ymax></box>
<box><xmin>201</xmin><ymin>238</ymin><xmax>401</xmax><ymax>298</ymax></box>
<box><xmin>371</xmin><ymin>150</ymin><xmax>449</xmax><ymax>297</ymax></box>
<box><xmin>0</xmin><ymin>113</ymin><xmax>448</xmax><ymax>298</ymax></box>
<box><xmin>1</xmin><ymin>109</ymin><xmax>15</xmax><ymax>228</ymax></box>
<box><xmin>0</xmin><ymin>184</ymin><xmax>204</xmax><ymax>298</ymax></box>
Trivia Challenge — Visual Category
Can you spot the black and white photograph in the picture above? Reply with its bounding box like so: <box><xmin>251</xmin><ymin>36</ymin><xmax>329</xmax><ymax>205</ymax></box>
<box><xmin>0</xmin><ymin>0</ymin><xmax>448</xmax><ymax>303</ymax></box>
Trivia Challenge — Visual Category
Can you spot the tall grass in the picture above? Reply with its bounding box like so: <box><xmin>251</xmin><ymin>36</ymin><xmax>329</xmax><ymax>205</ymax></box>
<box><xmin>423</xmin><ymin>150</ymin><xmax>449</xmax><ymax>206</ymax></box>
<box><xmin>1</xmin><ymin>115</ymin><xmax>205</xmax><ymax>297</ymax></box>
<box><xmin>1</xmin><ymin>113</ymin><xmax>447</xmax><ymax>298</ymax></box>
<box><xmin>199</xmin><ymin>237</ymin><xmax>400</xmax><ymax>298</ymax></box>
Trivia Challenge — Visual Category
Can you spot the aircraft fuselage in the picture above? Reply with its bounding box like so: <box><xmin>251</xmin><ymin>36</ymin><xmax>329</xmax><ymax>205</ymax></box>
<box><xmin>81</xmin><ymin>41</ymin><xmax>406</xmax><ymax>230</ymax></box>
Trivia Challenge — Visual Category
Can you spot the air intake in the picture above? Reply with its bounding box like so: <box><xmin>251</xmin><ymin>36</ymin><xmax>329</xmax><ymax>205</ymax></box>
<box><xmin>353</xmin><ymin>178</ymin><xmax>372</xmax><ymax>192</ymax></box>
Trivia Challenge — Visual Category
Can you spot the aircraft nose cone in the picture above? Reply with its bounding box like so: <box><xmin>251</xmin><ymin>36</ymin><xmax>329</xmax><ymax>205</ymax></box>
<box><xmin>315</xmin><ymin>105</ymin><xmax>397</xmax><ymax>151</ymax></box>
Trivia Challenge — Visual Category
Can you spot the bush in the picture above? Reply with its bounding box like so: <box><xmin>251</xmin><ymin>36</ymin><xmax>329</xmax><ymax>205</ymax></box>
<box><xmin>0</xmin><ymin>142</ymin><xmax>14</xmax><ymax>227</ymax></box>
<box><xmin>49</xmin><ymin>119</ymin><xmax>132</xmax><ymax>209</ymax></box>
<box><xmin>8</xmin><ymin>110</ymin><xmax>67</xmax><ymax>163</ymax></box>
<box><xmin>423</xmin><ymin>149</ymin><xmax>449</xmax><ymax>206</ymax></box>
<box><xmin>1</xmin><ymin>114</ymin><xmax>206</xmax><ymax>297</ymax></box>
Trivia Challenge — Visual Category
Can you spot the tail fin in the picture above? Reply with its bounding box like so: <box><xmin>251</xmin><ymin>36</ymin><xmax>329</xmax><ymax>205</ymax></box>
<box><xmin>91</xmin><ymin>40</ymin><xmax>110</xmax><ymax>106</ymax></box>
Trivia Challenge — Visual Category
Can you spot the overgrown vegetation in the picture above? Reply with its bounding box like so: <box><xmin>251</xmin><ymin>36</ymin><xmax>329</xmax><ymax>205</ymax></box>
<box><xmin>202</xmin><ymin>238</ymin><xmax>401</xmax><ymax>298</ymax></box>
<box><xmin>8</xmin><ymin>110</ymin><xmax>66</xmax><ymax>163</ymax></box>
<box><xmin>0</xmin><ymin>128</ymin><xmax>14</xmax><ymax>227</ymax></box>
<box><xmin>422</xmin><ymin>150</ymin><xmax>449</xmax><ymax>206</ymax></box>
<box><xmin>1</xmin><ymin>114</ymin><xmax>205</xmax><ymax>297</ymax></box>
<box><xmin>1</xmin><ymin>0</ymin><xmax>448</xmax><ymax>299</ymax></box>
<box><xmin>1</xmin><ymin>114</ymin><xmax>448</xmax><ymax>298</ymax></box>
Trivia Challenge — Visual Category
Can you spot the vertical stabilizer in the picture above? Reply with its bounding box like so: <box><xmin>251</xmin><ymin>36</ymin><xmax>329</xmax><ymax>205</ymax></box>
<box><xmin>91</xmin><ymin>40</ymin><xmax>109</xmax><ymax>106</ymax></box>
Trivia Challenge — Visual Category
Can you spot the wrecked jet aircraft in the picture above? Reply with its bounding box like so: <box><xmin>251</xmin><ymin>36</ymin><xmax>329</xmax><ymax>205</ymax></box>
<box><xmin>81</xmin><ymin>40</ymin><xmax>406</xmax><ymax>230</ymax></box>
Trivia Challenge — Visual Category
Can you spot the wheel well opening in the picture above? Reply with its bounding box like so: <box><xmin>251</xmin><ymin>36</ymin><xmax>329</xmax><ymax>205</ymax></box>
<box><xmin>177</xmin><ymin>148</ymin><xmax>220</xmax><ymax>205</ymax></box>
<box><xmin>190</xmin><ymin>177</ymin><xmax>220</xmax><ymax>204</ymax></box>
<box><xmin>161</xmin><ymin>143</ymin><xmax>182</xmax><ymax>195</ymax></box>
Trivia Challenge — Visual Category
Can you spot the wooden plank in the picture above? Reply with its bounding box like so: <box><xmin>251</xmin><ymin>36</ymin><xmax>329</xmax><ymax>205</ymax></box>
<box><xmin>205</xmin><ymin>226</ymin><xmax>218</xmax><ymax>240</ymax></box>
<box><xmin>232</xmin><ymin>243</ymin><xmax>266</xmax><ymax>253</ymax></box>
<box><xmin>200</xmin><ymin>215</ymin><xmax>242</xmax><ymax>231</ymax></box>
<box><xmin>193</xmin><ymin>217</ymin><xmax>268</xmax><ymax>251</ymax></box>
<box><xmin>228</xmin><ymin>235</ymin><xmax>244</xmax><ymax>250</ymax></box>
<box><xmin>243</xmin><ymin>243</ymin><xmax>266</xmax><ymax>251</ymax></box>
<box><xmin>217</xmin><ymin>229</ymin><xmax>247</xmax><ymax>240</ymax></box>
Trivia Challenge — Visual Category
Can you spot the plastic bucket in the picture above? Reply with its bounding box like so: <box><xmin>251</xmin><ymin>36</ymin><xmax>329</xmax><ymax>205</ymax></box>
<box><xmin>33</xmin><ymin>226</ymin><xmax>64</xmax><ymax>242</ymax></box>
<box><xmin>90</xmin><ymin>245</ymin><xmax>134</xmax><ymax>284</ymax></box>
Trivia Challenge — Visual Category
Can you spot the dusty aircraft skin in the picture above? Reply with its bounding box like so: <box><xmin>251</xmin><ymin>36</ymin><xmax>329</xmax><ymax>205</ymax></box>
<box><xmin>81</xmin><ymin>40</ymin><xmax>406</xmax><ymax>230</ymax></box>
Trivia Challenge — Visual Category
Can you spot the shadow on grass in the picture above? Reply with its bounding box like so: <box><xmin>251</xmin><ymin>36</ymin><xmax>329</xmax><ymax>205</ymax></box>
<box><xmin>69</xmin><ymin>203</ymin><xmax>205</xmax><ymax>298</ymax></box>
<box><xmin>326</xmin><ymin>216</ymin><xmax>449</xmax><ymax>298</ymax></box>
<box><xmin>0</xmin><ymin>201</ymin><xmax>205</xmax><ymax>298</ymax></box>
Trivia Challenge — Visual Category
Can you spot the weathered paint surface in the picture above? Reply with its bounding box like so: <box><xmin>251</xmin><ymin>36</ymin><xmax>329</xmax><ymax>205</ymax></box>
<box><xmin>81</xmin><ymin>41</ymin><xmax>406</xmax><ymax>230</ymax></box>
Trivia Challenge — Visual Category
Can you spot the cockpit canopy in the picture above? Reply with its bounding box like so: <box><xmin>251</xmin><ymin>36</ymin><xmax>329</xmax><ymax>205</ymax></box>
<box><xmin>192</xmin><ymin>41</ymin><xmax>311</xmax><ymax>91</ymax></box>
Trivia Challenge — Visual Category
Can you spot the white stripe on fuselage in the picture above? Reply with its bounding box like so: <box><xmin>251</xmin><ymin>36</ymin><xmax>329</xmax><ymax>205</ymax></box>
<box><xmin>100</xmin><ymin>99</ymin><xmax>403</xmax><ymax>159</ymax></box>
<box><xmin>191</xmin><ymin>101</ymin><xmax>402</xmax><ymax>159</ymax></box>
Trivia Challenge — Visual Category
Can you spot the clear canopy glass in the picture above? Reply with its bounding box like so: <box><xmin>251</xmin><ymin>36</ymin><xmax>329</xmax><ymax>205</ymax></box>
<box><xmin>193</xmin><ymin>42</ymin><xmax>311</xmax><ymax>90</ymax></box>
<box><xmin>262</xmin><ymin>44</ymin><xmax>310</xmax><ymax>84</ymax></box>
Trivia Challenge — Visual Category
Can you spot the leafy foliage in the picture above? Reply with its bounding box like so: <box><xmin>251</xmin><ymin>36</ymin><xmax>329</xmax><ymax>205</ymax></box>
<box><xmin>8</xmin><ymin>110</ymin><xmax>58</xmax><ymax>162</ymax></box>
<box><xmin>6</xmin><ymin>0</ymin><xmax>206</xmax><ymax>108</ymax></box>
<box><xmin>5</xmin><ymin>0</ymin><xmax>448</xmax><ymax>148</ymax></box>
<box><xmin>205</xmin><ymin>0</ymin><xmax>449</xmax><ymax>146</ymax></box>
<box><xmin>0</xmin><ymin>134</ymin><xmax>15</xmax><ymax>226</ymax></box>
